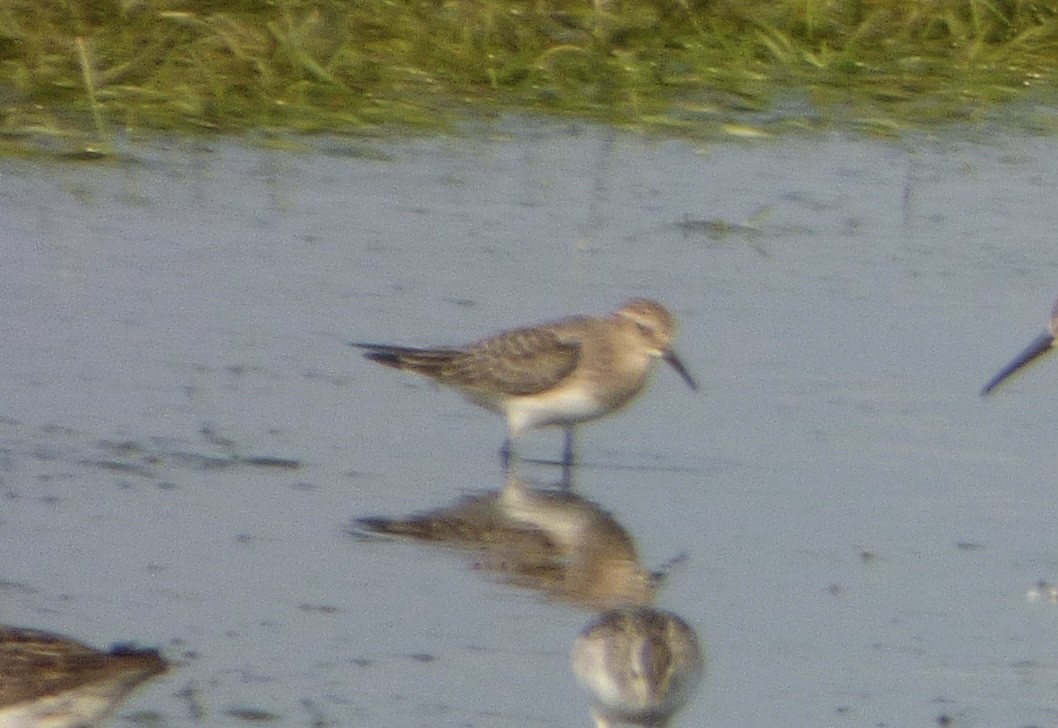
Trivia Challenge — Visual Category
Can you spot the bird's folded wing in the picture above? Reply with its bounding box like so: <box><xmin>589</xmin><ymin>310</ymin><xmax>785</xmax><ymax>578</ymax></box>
<box><xmin>443</xmin><ymin>327</ymin><xmax>581</xmax><ymax>395</ymax></box>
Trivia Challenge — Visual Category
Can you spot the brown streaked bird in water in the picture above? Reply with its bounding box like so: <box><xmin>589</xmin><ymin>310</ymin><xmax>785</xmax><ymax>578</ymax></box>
<box><xmin>0</xmin><ymin>625</ymin><xmax>167</xmax><ymax>728</ymax></box>
<box><xmin>352</xmin><ymin>298</ymin><xmax>697</xmax><ymax>472</ymax></box>
<box><xmin>571</xmin><ymin>608</ymin><xmax>704</xmax><ymax>728</ymax></box>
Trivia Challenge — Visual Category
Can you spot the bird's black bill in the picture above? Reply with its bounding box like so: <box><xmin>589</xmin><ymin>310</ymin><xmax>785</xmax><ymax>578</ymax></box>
<box><xmin>664</xmin><ymin>349</ymin><xmax>699</xmax><ymax>391</ymax></box>
<box><xmin>980</xmin><ymin>331</ymin><xmax>1055</xmax><ymax>396</ymax></box>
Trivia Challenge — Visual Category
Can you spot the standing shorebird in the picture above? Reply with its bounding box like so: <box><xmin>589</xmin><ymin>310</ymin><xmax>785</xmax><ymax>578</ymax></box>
<box><xmin>352</xmin><ymin>299</ymin><xmax>697</xmax><ymax>469</ymax></box>
<box><xmin>981</xmin><ymin>296</ymin><xmax>1058</xmax><ymax>395</ymax></box>
<box><xmin>0</xmin><ymin>625</ymin><xmax>167</xmax><ymax>728</ymax></box>
<box><xmin>571</xmin><ymin>608</ymin><xmax>704</xmax><ymax>728</ymax></box>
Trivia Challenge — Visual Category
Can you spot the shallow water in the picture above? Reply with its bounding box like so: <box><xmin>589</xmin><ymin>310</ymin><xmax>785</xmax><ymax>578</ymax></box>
<box><xmin>4</xmin><ymin>120</ymin><xmax>1058</xmax><ymax>727</ymax></box>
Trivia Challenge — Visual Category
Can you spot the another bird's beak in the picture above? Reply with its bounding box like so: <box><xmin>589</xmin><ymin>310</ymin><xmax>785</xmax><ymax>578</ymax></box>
<box><xmin>981</xmin><ymin>331</ymin><xmax>1056</xmax><ymax>396</ymax></box>
<box><xmin>664</xmin><ymin>349</ymin><xmax>699</xmax><ymax>391</ymax></box>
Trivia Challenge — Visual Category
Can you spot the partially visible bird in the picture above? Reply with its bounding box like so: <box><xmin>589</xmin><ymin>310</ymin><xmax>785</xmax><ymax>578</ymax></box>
<box><xmin>981</xmin><ymin>296</ymin><xmax>1058</xmax><ymax>395</ymax></box>
<box><xmin>0</xmin><ymin>625</ymin><xmax>166</xmax><ymax>728</ymax></box>
<box><xmin>571</xmin><ymin>608</ymin><xmax>704</xmax><ymax>728</ymax></box>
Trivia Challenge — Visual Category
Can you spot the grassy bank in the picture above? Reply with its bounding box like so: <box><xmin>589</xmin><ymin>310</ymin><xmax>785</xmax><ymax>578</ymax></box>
<box><xmin>1</xmin><ymin>0</ymin><xmax>1057</xmax><ymax>152</ymax></box>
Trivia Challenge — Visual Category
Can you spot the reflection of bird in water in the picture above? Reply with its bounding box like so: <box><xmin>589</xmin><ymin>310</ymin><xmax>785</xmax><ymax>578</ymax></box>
<box><xmin>572</xmin><ymin>608</ymin><xmax>703</xmax><ymax>728</ymax></box>
<box><xmin>352</xmin><ymin>477</ymin><xmax>657</xmax><ymax>610</ymax></box>
<box><xmin>981</xmin><ymin>296</ymin><xmax>1058</xmax><ymax>395</ymax></box>
<box><xmin>0</xmin><ymin>625</ymin><xmax>167</xmax><ymax>728</ymax></box>
<box><xmin>497</xmin><ymin>478</ymin><xmax>657</xmax><ymax>607</ymax></box>
<box><xmin>351</xmin><ymin>299</ymin><xmax>697</xmax><ymax>472</ymax></box>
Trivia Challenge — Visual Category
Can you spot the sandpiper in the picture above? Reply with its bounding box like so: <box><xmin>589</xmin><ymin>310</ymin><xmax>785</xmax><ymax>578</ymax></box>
<box><xmin>571</xmin><ymin>608</ymin><xmax>704</xmax><ymax>728</ymax></box>
<box><xmin>0</xmin><ymin>625</ymin><xmax>167</xmax><ymax>728</ymax></box>
<box><xmin>352</xmin><ymin>299</ymin><xmax>697</xmax><ymax>468</ymax></box>
<box><xmin>981</xmin><ymin>296</ymin><xmax>1058</xmax><ymax>395</ymax></box>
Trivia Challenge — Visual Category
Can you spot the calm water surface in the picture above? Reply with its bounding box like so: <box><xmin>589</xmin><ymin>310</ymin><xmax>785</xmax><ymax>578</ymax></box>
<box><xmin>3</xmin><ymin>120</ymin><xmax>1058</xmax><ymax>727</ymax></box>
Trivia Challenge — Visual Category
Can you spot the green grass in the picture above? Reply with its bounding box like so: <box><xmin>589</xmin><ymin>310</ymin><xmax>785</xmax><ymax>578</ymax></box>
<box><xmin>1</xmin><ymin>0</ymin><xmax>1057</xmax><ymax>153</ymax></box>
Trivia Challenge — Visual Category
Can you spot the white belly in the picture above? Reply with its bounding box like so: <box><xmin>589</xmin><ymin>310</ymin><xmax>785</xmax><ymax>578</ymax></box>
<box><xmin>504</xmin><ymin>386</ymin><xmax>612</xmax><ymax>436</ymax></box>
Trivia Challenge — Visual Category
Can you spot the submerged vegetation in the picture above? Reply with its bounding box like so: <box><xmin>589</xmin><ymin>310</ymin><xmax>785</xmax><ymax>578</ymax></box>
<box><xmin>0</xmin><ymin>0</ymin><xmax>1057</xmax><ymax>150</ymax></box>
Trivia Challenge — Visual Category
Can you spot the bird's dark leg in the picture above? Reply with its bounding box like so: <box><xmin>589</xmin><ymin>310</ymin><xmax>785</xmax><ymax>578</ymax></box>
<box><xmin>499</xmin><ymin>436</ymin><xmax>513</xmax><ymax>474</ymax></box>
<box><xmin>562</xmin><ymin>426</ymin><xmax>575</xmax><ymax>466</ymax></box>
<box><xmin>561</xmin><ymin>426</ymin><xmax>575</xmax><ymax>489</ymax></box>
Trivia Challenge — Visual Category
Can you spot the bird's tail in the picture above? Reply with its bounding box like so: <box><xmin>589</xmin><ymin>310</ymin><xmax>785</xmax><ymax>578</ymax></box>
<box><xmin>350</xmin><ymin>343</ymin><xmax>461</xmax><ymax>377</ymax></box>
